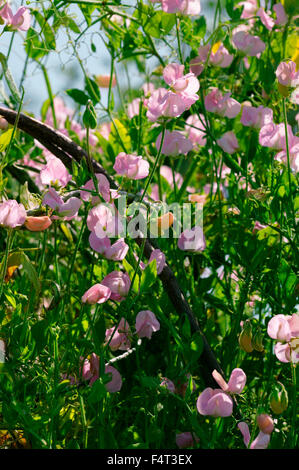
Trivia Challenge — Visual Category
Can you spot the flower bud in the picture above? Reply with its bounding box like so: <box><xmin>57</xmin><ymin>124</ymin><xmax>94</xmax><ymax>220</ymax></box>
<box><xmin>270</xmin><ymin>383</ymin><xmax>288</xmax><ymax>414</ymax></box>
<box><xmin>257</xmin><ymin>414</ymin><xmax>274</xmax><ymax>434</ymax></box>
<box><xmin>239</xmin><ymin>321</ymin><xmax>253</xmax><ymax>353</ymax></box>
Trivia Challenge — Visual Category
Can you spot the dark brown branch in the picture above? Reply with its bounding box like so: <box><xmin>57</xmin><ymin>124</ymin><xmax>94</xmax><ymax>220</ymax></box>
<box><xmin>1</xmin><ymin>106</ymin><xmax>228</xmax><ymax>391</ymax></box>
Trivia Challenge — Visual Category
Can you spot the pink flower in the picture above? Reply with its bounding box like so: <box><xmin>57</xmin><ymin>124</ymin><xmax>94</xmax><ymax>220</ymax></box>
<box><xmin>101</xmin><ymin>271</ymin><xmax>131</xmax><ymax>301</ymax></box>
<box><xmin>0</xmin><ymin>117</ymin><xmax>8</xmax><ymax>130</ymax></box>
<box><xmin>87</xmin><ymin>204</ymin><xmax>123</xmax><ymax>239</ymax></box>
<box><xmin>160</xmin><ymin>377</ymin><xmax>176</xmax><ymax>393</ymax></box>
<box><xmin>0</xmin><ymin>200</ymin><xmax>26</xmax><ymax>228</ymax></box>
<box><xmin>209</xmin><ymin>43</ymin><xmax>234</xmax><ymax>68</ymax></box>
<box><xmin>185</xmin><ymin>114</ymin><xmax>206</xmax><ymax>147</ymax></box>
<box><xmin>39</xmin><ymin>155</ymin><xmax>72</xmax><ymax>188</ymax></box>
<box><xmin>273</xmin><ymin>3</ymin><xmax>288</xmax><ymax>25</ymax></box>
<box><xmin>105</xmin><ymin>317</ymin><xmax>131</xmax><ymax>351</ymax></box>
<box><xmin>259</xmin><ymin>122</ymin><xmax>294</xmax><ymax>150</ymax></box>
<box><xmin>148</xmin><ymin>249</ymin><xmax>166</xmax><ymax>274</ymax></box>
<box><xmin>197</xmin><ymin>388</ymin><xmax>234</xmax><ymax>417</ymax></box>
<box><xmin>43</xmin><ymin>188</ymin><xmax>82</xmax><ymax>219</ymax></box>
<box><xmin>197</xmin><ymin>368</ymin><xmax>246</xmax><ymax>418</ymax></box>
<box><xmin>178</xmin><ymin>226</ymin><xmax>206</xmax><ymax>252</ymax></box>
<box><xmin>257</xmin><ymin>7</ymin><xmax>275</xmax><ymax>31</ymax></box>
<box><xmin>105</xmin><ymin>365</ymin><xmax>122</xmax><ymax>392</ymax></box>
<box><xmin>232</xmin><ymin>31</ymin><xmax>266</xmax><ymax>57</ymax></box>
<box><xmin>82</xmin><ymin>354</ymin><xmax>122</xmax><ymax>392</ymax></box>
<box><xmin>135</xmin><ymin>310</ymin><xmax>160</xmax><ymax>339</ymax></box>
<box><xmin>146</xmin><ymin>64</ymin><xmax>199</xmax><ymax>120</ymax></box>
<box><xmin>127</xmin><ymin>98</ymin><xmax>142</xmax><ymax>119</ymax></box>
<box><xmin>0</xmin><ymin>5</ymin><xmax>31</xmax><ymax>31</ymax></box>
<box><xmin>159</xmin><ymin>0</ymin><xmax>201</xmax><ymax>15</ymax></box>
<box><xmin>80</xmin><ymin>174</ymin><xmax>111</xmax><ymax>204</ymax></box>
<box><xmin>275</xmin><ymin>140</ymin><xmax>299</xmax><ymax>173</ymax></box>
<box><xmin>156</xmin><ymin>130</ymin><xmax>193</xmax><ymax>156</ymax></box>
<box><xmin>267</xmin><ymin>314</ymin><xmax>299</xmax><ymax>363</ymax></box>
<box><xmin>81</xmin><ymin>283</ymin><xmax>111</xmax><ymax>304</ymax></box>
<box><xmin>275</xmin><ymin>61</ymin><xmax>299</xmax><ymax>87</ymax></box>
<box><xmin>176</xmin><ymin>432</ymin><xmax>199</xmax><ymax>449</ymax></box>
<box><xmin>24</xmin><ymin>216</ymin><xmax>52</xmax><ymax>232</ymax></box>
<box><xmin>237</xmin><ymin>0</ymin><xmax>258</xmax><ymax>20</ymax></box>
<box><xmin>113</xmin><ymin>152</ymin><xmax>149</xmax><ymax>180</ymax></box>
<box><xmin>252</xmin><ymin>221</ymin><xmax>268</xmax><ymax>233</ymax></box>
<box><xmin>204</xmin><ymin>88</ymin><xmax>241</xmax><ymax>118</ymax></box>
<box><xmin>217</xmin><ymin>131</ymin><xmax>239</xmax><ymax>154</ymax></box>
<box><xmin>241</xmin><ymin>105</ymin><xmax>273</xmax><ymax>129</ymax></box>
<box><xmin>238</xmin><ymin>422</ymin><xmax>271</xmax><ymax>449</ymax></box>
<box><xmin>89</xmin><ymin>233</ymin><xmax>129</xmax><ymax>261</ymax></box>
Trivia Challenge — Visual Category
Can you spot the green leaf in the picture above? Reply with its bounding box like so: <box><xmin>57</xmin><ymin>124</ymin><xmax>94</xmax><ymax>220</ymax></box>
<box><xmin>140</xmin><ymin>259</ymin><xmax>157</xmax><ymax>293</ymax></box>
<box><xmin>85</xmin><ymin>76</ymin><xmax>101</xmax><ymax>105</ymax></box>
<box><xmin>0</xmin><ymin>128</ymin><xmax>13</xmax><ymax>152</ymax></box>
<box><xmin>66</xmin><ymin>88</ymin><xmax>89</xmax><ymax>106</ymax></box>
<box><xmin>21</xmin><ymin>253</ymin><xmax>40</xmax><ymax>292</ymax></box>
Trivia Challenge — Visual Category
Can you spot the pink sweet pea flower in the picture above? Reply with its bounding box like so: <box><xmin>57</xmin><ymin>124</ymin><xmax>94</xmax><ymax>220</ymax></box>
<box><xmin>176</xmin><ymin>432</ymin><xmax>199</xmax><ymax>449</ymax></box>
<box><xmin>105</xmin><ymin>317</ymin><xmax>132</xmax><ymax>351</ymax></box>
<box><xmin>89</xmin><ymin>233</ymin><xmax>129</xmax><ymax>261</ymax></box>
<box><xmin>135</xmin><ymin>310</ymin><xmax>160</xmax><ymax>339</ymax></box>
<box><xmin>95</xmin><ymin>75</ymin><xmax>116</xmax><ymax>88</ymax></box>
<box><xmin>160</xmin><ymin>0</ymin><xmax>201</xmax><ymax>15</ymax></box>
<box><xmin>82</xmin><ymin>354</ymin><xmax>122</xmax><ymax>392</ymax></box>
<box><xmin>273</xmin><ymin>3</ymin><xmax>288</xmax><ymax>25</ymax></box>
<box><xmin>178</xmin><ymin>226</ymin><xmax>206</xmax><ymax>252</ymax></box>
<box><xmin>146</xmin><ymin>64</ymin><xmax>199</xmax><ymax>120</ymax></box>
<box><xmin>259</xmin><ymin>122</ymin><xmax>294</xmax><ymax>150</ymax></box>
<box><xmin>0</xmin><ymin>200</ymin><xmax>26</xmax><ymax>228</ymax></box>
<box><xmin>237</xmin><ymin>0</ymin><xmax>258</xmax><ymax>20</ymax></box>
<box><xmin>101</xmin><ymin>271</ymin><xmax>131</xmax><ymax>301</ymax></box>
<box><xmin>87</xmin><ymin>204</ymin><xmax>123</xmax><ymax>239</ymax></box>
<box><xmin>232</xmin><ymin>31</ymin><xmax>266</xmax><ymax>57</ymax></box>
<box><xmin>81</xmin><ymin>283</ymin><xmax>111</xmax><ymax>304</ymax></box>
<box><xmin>185</xmin><ymin>114</ymin><xmax>207</xmax><ymax>147</ymax></box>
<box><xmin>148</xmin><ymin>249</ymin><xmax>166</xmax><ymax>274</ymax></box>
<box><xmin>267</xmin><ymin>314</ymin><xmax>299</xmax><ymax>363</ymax></box>
<box><xmin>238</xmin><ymin>422</ymin><xmax>271</xmax><ymax>449</ymax></box>
<box><xmin>212</xmin><ymin>368</ymin><xmax>246</xmax><ymax>394</ymax></box>
<box><xmin>257</xmin><ymin>8</ymin><xmax>275</xmax><ymax>31</ymax></box>
<box><xmin>241</xmin><ymin>105</ymin><xmax>273</xmax><ymax>129</ymax></box>
<box><xmin>127</xmin><ymin>98</ymin><xmax>142</xmax><ymax>119</ymax></box>
<box><xmin>197</xmin><ymin>388</ymin><xmax>234</xmax><ymax>417</ymax></box>
<box><xmin>0</xmin><ymin>5</ymin><xmax>31</xmax><ymax>31</ymax></box>
<box><xmin>39</xmin><ymin>155</ymin><xmax>72</xmax><ymax>188</ymax></box>
<box><xmin>113</xmin><ymin>152</ymin><xmax>150</xmax><ymax>180</ymax></box>
<box><xmin>43</xmin><ymin>188</ymin><xmax>82</xmax><ymax>219</ymax></box>
<box><xmin>156</xmin><ymin>130</ymin><xmax>193</xmax><ymax>156</ymax></box>
<box><xmin>160</xmin><ymin>377</ymin><xmax>176</xmax><ymax>393</ymax></box>
<box><xmin>209</xmin><ymin>43</ymin><xmax>234</xmax><ymax>68</ymax></box>
<box><xmin>217</xmin><ymin>131</ymin><xmax>239</xmax><ymax>154</ymax></box>
<box><xmin>275</xmin><ymin>61</ymin><xmax>299</xmax><ymax>87</ymax></box>
<box><xmin>204</xmin><ymin>88</ymin><xmax>241</xmax><ymax>118</ymax></box>
<box><xmin>105</xmin><ymin>365</ymin><xmax>122</xmax><ymax>392</ymax></box>
<box><xmin>80</xmin><ymin>174</ymin><xmax>111</xmax><ymax>204</ymax></box>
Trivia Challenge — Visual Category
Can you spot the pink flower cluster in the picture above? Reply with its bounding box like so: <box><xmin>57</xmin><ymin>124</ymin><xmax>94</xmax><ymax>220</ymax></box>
<box><xmin>259</xmin><ymin>122</ymin><xmax>299</xmax><ymax>172</ymax></box>
<box><xmin>267</xmin><ymin>314</ymin><xmax>299</xmax><ymax>363</ymax></box>
<box><xmin>275</xmin><ymin>61</ymin><xmax>299</xmax><ymax>88</ymax></box>
<box><xmin>241</xmin><ymin>105</ymin><xmax>273</xmax><ymax>129</ymax></box>
<box><xmin>178</xmin><ymin>226</ymin><xmax>206</xmax><ymax>252</ymax></box>
<box><xmin>81</xmin><ymin>271</ymin><xmax>131</xmax><ymax>305</ymax></box>
<box><xmin>156</xmin><ymin>130</ymin><xmax>193</xmax><ymax>156</ymax></box>
<box><xmin>197</xmin><ymin>368</ymin><xmax>246</xmax><ymax>417</ymax></box>
<box><xmin>232</xmin><ymin>28</ymin><xmax>266</xmax><ymax>57</ymax></box>
<box><xmin>146</xmin><ymin>63</ymin><xmax>199</xmax><ymax>121</ymax></box>
<box><xmin>43</xmin><ymin>188</ymin><xmax>82</xmax><ymax>219</ymax></box>
<box><xmin>190</xmin><ymin>43</ymin><xmax>233</xmax><ymax>75</ymax></box>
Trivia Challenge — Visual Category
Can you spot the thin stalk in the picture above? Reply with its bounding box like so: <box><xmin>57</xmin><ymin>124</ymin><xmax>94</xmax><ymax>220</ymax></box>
<box><xmin>41</xmin><ymin>64</ymin><xmax>57</xmax><ymax>129</ymax></box>
<box><xmin>0</xmin><ymin>229</ymin><xmax>13</xmax><ymax>303</ymax></box>
<box><xmin>176</xmin><ymin>15</ymin><xmax>183</xmax><ymax>64</ymax></box>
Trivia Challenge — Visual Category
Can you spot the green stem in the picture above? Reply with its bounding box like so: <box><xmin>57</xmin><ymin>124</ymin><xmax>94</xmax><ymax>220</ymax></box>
<box><xmin>0</xmin><ymin>228</ymin><xmax>13</xmax><ymax>304</ymax></box>
<box><xmin>176</xmin><ymin>15</ymin><xmax>183</xmax><ymax>64</ymax></box>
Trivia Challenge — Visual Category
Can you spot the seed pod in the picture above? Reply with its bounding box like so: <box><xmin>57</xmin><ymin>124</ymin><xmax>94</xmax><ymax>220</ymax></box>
<box><xmin>270</xmin><ymin>382</ymin><xmax>288</xmax><ymax>414</ymax></box>
<box><xmin>239</xmin><ymin>321</ymin><xmax>253</xmax><ymax>353</ymax></box>
<box><xmin>252</xmin><ymin>328</ymin><xmax>264</xmax><ymax>352</ymax></box>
